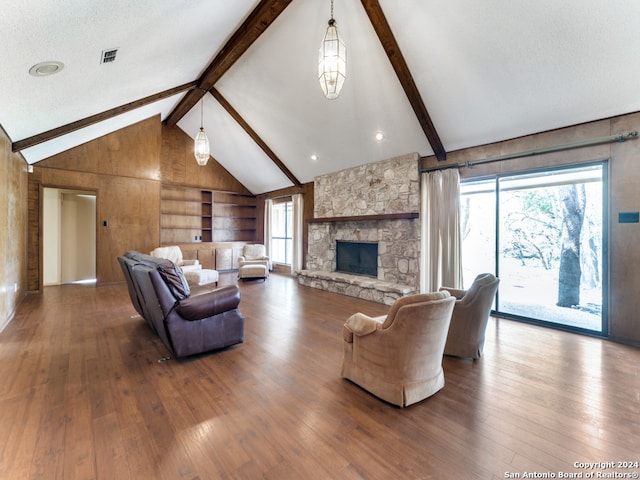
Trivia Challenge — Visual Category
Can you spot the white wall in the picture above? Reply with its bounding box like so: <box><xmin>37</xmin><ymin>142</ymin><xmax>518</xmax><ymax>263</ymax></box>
<box><xmin>43</xmin><ymin>188</ymin><xmax>96</xmax><ymax>285</ymax></box>
<box><xmin>43</xmin><ymin>188</ymin><xmax>61</xmax><ymax>286</ymax></box>
<box><xmin>61</xmin><ymin>193</ymin><xmax>96</xmax><ymax>283</ymax></box>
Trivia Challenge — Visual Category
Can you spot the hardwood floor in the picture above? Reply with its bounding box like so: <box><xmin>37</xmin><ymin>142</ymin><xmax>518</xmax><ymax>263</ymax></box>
<box><xmin>1</xmin><ymin>273</ymin><xmax>639</xmax><ymax>479</ymax></box>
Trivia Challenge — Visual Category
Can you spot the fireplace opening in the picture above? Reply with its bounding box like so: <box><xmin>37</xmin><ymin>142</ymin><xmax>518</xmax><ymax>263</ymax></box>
<box><xmin>336</xmin><ymin>241</ymin><xmax>378</xmax><ymax>277</ymax></box>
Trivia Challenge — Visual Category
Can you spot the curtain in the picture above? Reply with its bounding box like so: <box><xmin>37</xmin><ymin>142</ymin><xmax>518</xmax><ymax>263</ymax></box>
<box><xmin>264</xmin><ymin>198</ymin><xmax>273</xmax><ymax>267</ymax></box>
<box><xmin>420</xmin><ymin>168</ymin><xmax>463</xmax><ymax>292</ymax></box>
<box><xmin>291</xmin><ymin>194</ymin><xmax>304</xmax><ymax>274</ymax></box>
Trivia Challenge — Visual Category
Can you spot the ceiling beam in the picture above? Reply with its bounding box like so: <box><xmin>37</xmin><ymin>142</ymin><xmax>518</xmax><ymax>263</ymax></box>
<box><xmin>12</xmin><ymin>81</ymin><xmax>197</xmax><ymax>153</ymax></box>
<box><xmin>210</xmin><ymin>88</ymin><xmax>302</xmax><ymax>188</ymax></box>
<box><xmin>360</xmin><ymin>0</ymin><xmax>447</xmax><ymax>161</ymax></box>
<box><xmin>164</xmin><ymin>0</ymin><xmax>293</xmax><ymax>127</ymax></box>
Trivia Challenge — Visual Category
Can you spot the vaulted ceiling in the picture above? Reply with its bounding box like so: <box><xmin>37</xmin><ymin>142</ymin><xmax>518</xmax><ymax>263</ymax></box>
<box><xmin>2</xmin><ymin>0</ymin><xmax>640</xmax><ymax>194</ymax></box>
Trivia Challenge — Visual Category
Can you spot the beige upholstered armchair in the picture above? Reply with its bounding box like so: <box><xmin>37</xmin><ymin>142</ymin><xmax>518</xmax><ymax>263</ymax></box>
<box><xmin>150</xmin><ymin>246</ymin><xmax>201</xmax><ymax>273</ymax></box>
<box><xmin>440</xmin><ymin>273</ymin><xmax>500</xmax><ymax>359</ymax></box>
<box><xmin>238</xmin><ymin>244</ymin><xmax>270</xmax><ymax>270</ymax></box>
<box><xmin>341</xmin><ymin>291</ymin><xmax>456</xmax><ymax>407</ymax></box>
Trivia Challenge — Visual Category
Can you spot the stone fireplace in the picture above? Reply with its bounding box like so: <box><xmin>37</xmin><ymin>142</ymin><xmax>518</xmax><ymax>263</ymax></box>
<box><xmin>297</xmin><ymin>153</ymin><xmax>421</xmax><ymax>305</ymax></box>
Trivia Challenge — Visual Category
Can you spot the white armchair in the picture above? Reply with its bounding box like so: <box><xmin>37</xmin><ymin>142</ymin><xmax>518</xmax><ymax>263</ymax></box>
<box><xmin>238</xmin><ymin>244</ymin><xmax>270</xmax><ymax>270</ymax></box>
<box><xmin>150</xmin><ymin>246</ymin><xmax>201</xmax><ymax>273</ymax></box>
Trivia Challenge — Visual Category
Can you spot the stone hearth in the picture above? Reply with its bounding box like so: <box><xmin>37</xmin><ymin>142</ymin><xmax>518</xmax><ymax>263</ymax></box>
<box><xmin>296</xmin><ymin>270</ymin><xmax>416</xmax><ymax>306</ymax></box>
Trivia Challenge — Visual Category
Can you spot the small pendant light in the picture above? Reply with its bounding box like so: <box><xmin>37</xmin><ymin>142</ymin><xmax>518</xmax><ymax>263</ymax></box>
<box><xmin>194</xmin><ymin>98</ymin><xmax>210</xmax><ymax>166</ymax></box>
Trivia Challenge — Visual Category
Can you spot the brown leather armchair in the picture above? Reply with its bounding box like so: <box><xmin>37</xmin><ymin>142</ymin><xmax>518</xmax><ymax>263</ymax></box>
<box><xmin>119</xmin><ymin>251</ymin><xmax>244</xmax><ymax>358</ymax></box>
<box><xmin>440</xmin><ymin>273</ymin><xmax>499</xmax><ymax>359</ymax></box>
<box><xmin>341</xmin><ymin>291</ymin><xmax>455</xmax><ymax>407</ymax></box>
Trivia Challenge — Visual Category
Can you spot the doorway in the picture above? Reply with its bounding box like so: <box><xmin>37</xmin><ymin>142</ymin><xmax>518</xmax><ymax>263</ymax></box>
<box><xmin>460</xmin><ymin>162</ymin><xmax>607</xmax><ymax>335</ymax></box>
<box><xmin>43</xmin><ymin>188</ymin><xmax>97</xmax><ymax>286</ymax></box>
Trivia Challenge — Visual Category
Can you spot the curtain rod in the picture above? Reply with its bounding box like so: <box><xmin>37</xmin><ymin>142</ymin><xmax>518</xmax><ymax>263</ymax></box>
<box><xmin>421</xmin><ymin>131</ymin><xmax>638</xmax><ymax>173</ymax></box>
<box><xmin>266</xmin><ymin>193</ymin><xmax>297</xmax><ymax>201</ymax></box>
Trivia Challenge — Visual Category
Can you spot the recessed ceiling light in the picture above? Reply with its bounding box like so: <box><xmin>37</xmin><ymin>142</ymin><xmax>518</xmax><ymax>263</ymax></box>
<box><xmin>29</xmin><ymin>61</ymin><xmax>64</xmax><ymax>77</ymax></box>
<box><xmin>375</xmin><ymin>131</ymin><xmax>384</xmax><ymax>141</ymax></box>
<box><xmin>311</xmin><ymin>154</ymin><xmax>318</xmax><ymax>161</ymax></box>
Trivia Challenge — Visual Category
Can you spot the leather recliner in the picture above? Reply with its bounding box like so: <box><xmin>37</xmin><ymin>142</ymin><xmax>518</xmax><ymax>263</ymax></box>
<box><xmin>118</xmin><ymin>251</ymin><xmax>244</xmax><ymax>358</ymax></box>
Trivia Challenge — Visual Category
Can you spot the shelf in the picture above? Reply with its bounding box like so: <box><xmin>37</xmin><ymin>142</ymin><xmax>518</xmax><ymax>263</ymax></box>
<box><xmin>161</xmin><ymin>211</ymin><xmax>202</xmax><ymax>217</ymax></box>
<box><xmin>161</xmin><ymin>227</ymin><xmax>202</xmax><ymax>231</ymax></box>
<box><xmin>215</xmin><ymin>203</ymin><xmax>257</xmax><ymax>208</ymax></box>
<box><xmin>161</xmin><ymin>185</ymin><xmax>257</xmax><ymax>244</ymax></box>
<box><xmin>309</xmin><ymin>212</ymin><xmax>419</xmax><ymax>223</ymax></box>
<box><xmin>160</xmin><ymin>195</ymin><xmax>202</xmax><ymax>203</ymax></box>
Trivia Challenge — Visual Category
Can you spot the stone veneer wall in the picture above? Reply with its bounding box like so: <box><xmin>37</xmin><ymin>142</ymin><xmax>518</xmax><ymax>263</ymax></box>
<box><xmin>305</xmin><ymin>153</ymin><xmax>421</xmax><ymax>293</ymax></box>
<box><xmin>314</xmin><ymin>153</ymin><xmax>420</xmax><ymax>217</ymax></box>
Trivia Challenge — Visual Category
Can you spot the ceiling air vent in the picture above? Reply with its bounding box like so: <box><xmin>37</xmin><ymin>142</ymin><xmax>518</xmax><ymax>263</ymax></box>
<box><xmin>101</xmin><ymin>48</ymin><xmax>118</xmax><ymax>64</ymax></box>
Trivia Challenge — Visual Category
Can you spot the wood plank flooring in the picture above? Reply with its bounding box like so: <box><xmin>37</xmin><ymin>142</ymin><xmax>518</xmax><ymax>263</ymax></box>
<box><xmin>1</xmin><ymin>273</ymin><xmax>639</xmax><ymax>479</ymax></box>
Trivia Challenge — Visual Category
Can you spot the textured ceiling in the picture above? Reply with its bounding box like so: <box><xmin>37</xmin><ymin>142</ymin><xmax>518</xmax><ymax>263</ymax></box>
<box><xmin>2</xmin><ymin>0</ymin><xmax>640</xmax><ymax>194</ymax></box>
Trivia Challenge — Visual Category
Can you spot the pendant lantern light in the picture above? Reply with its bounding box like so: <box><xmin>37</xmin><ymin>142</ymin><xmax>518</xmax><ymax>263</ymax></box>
<box><xmin>194</xmin><ymin>98</ymin><xmax>210</xmax><ymax>166</ymax></box>
<box><xmin>318</xmin><ymin>0</ymin><xmax>346</xmax><ymax>100</ymax></box>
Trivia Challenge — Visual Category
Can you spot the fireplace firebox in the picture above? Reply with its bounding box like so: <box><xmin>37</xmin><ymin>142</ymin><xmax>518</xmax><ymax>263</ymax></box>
<box><xmin>336</xmin><ymin>241</ymin><xmax>378</xmax><ymax>277</ymax></box>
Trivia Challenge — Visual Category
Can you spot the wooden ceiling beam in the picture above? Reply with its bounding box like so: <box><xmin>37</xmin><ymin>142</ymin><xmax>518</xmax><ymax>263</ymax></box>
<box><xmin>210</xmin><ymin>88</ymin><xmax>302</xmax><ymax>188</ymax></box>
<box><xmin>360</xmin><ymin>0</ymin><xmax>447</xmax><ymax>161</ymax></box>
<box><xmin>12</xmin><ymin>81</ymin><xmax>197</xmax><ymax>153</ymax></box>
<box><xmin>164</xmin><ymin>0</ymin><xmax>293</xmax><ymax>127</ymax></box>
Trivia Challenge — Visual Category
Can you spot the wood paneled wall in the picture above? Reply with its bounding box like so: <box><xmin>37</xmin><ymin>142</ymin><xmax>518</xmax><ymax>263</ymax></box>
<box><xmin>27</xmin><ymin>116</ymin><xmax>254</xmax><ymax>289</ymax></box>
<box><xmin>422</xmin><ymin>112</ymin><xmax>640</xmax><ymax>345</ymax></box>
<box><xmin>160</xmin><ymin>124</ymin><xmax>252</xmax><ymax>193</ymax></box>
<box><xmin>0</xmin><ymin>126</ymin><xmax>28</xmax><ymax>332</ymax></box>
<box><xmin>28</xmin><ymin>117</ymin><xmax>161</xmax><ymax>288</ymax></box>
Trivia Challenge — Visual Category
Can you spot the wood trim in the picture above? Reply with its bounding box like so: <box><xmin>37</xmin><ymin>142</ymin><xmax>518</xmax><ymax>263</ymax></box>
<box><xmin>164</xmin><ymin>0</ymin><xmax>293</xmax><ymax>126</ymax></box>
<box><xmin>360</xmin><ymin>0</ymin><xmax>446</xmax><ymax>161</ymax></box>
<box><xmin>271</xmin><ymin>196</ymin><xmax>292</xmax><ymax>204</ymax></box>
<box><xmin>308</xmin><ymin>212</ymin><xmax>418</xmax><ymax>223</ymax></box>
<box><xmin>12</xmin><ymin>81</ymin><xmax>198</xmax><ymax>152</ymax></box>
<box><xmin>210</xmin><ymin>88</ymin><xmax>302</xmax><ymax>188</ymax></box>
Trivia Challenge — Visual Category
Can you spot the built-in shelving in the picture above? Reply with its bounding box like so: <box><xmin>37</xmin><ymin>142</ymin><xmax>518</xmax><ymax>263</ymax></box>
<box><xmin>201</xmin><ymin>190</ymin><xmax>213</xmax><ymax>242</ymax></box>
<box><xmin>160</xmin><ymin>186</ymin><xmax>256</xmax><ymax>244</ymax></box>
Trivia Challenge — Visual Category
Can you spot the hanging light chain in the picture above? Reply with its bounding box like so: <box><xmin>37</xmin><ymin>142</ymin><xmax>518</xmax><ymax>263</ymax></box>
<box><xmin>200</xmin><ymin>97</ymin><xmax>204</xmax><ymax>129</ymax></box>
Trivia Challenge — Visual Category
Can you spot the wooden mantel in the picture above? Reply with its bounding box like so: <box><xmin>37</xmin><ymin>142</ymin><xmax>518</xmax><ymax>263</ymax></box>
<box><xmin>308</xmin><ymin>212</ymin><xmax>418</xmax><ymax>223</ymax></box>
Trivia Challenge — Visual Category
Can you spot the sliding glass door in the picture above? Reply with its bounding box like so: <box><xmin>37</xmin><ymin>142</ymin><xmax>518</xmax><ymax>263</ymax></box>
<box><xmin>460</xmin><ymin>163</ymin><xmax>607</xmax><ymax>334</ymax></box>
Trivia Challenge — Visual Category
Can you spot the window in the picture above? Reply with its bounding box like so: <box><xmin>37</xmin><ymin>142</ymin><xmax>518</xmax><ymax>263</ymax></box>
<box><xmin>271</xmin><ymin>200</ymin><xmax>293</xmax><ymax>265</ymax></box>
<box><xmin>460</xmin><ymin>163</ymin><xmax>607</xmax><ymax>334</ymax></box>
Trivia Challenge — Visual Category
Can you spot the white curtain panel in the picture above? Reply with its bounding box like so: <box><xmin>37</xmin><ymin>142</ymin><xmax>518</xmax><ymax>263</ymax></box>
<box><xmin>264</xmin><ymin>198</ymin><xmax>273</xmax><ymax>265</ymax></box>
<box><xmin>291</xmin><ymin>193</ymin><xmax>304</xmax><ymax>274</ymax></box>
<box><xmin>420</xmin><ymin>169</ymin><xmax>463</xmax><ymax>292</ymax></box>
